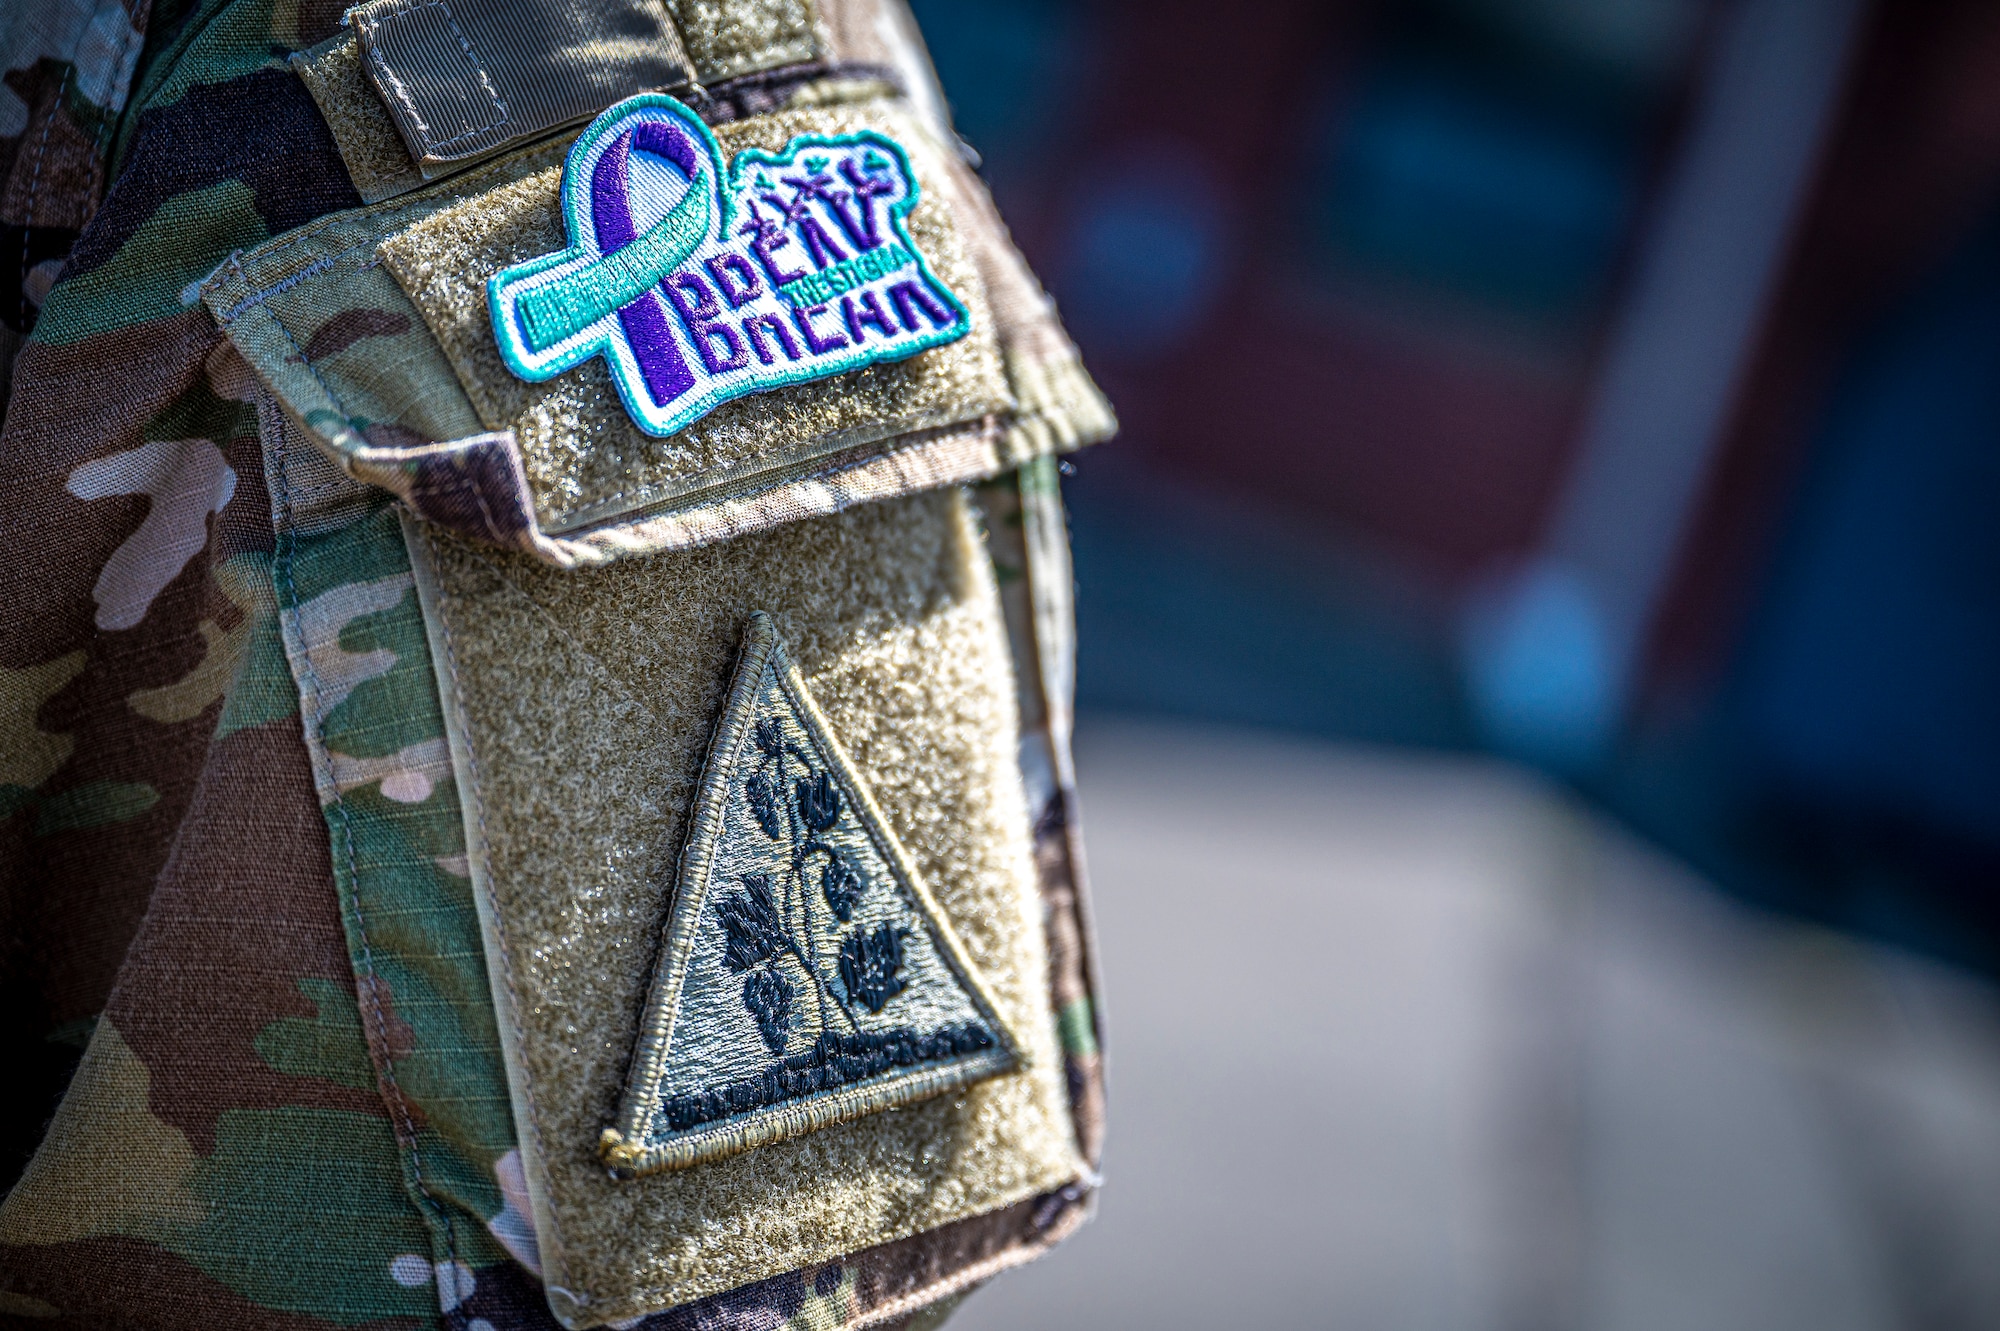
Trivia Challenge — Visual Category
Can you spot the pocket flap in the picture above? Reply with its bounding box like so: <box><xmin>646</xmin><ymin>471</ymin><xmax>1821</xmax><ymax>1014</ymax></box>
<box><xmin>202</xmin><ymin>82</ymin><xmax>1111</xmax><ymax>569</ymax></box>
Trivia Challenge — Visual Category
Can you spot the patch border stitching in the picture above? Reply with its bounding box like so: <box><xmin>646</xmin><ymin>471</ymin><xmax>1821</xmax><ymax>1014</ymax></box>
<box><xmin>485</xmin><ymin>93</ymin><xmax>973</xmax><ymax>440</ymax></box>
<box><xmin>601</xmin><ymin>611</ymin><xmax>1020</xmax><ymax>1176</ymax></box>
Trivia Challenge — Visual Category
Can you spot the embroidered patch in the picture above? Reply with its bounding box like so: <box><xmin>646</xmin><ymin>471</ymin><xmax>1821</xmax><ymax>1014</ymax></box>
<box><xmin>486</xmin><ymin>94</ymin><xmax>972</xmax><ymax>438</ymax></box>
<box><xmin>601</xmin><ymin>612</ymin><xmax>1018</xmax><ymax>1176</ymax></box>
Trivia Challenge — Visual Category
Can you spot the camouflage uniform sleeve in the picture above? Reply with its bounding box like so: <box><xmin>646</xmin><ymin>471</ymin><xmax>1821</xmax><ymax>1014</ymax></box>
<box><xmin>0</xmin><ymin>2</ymin><xmax>1106</xmax><ymax>1326</ymax></box>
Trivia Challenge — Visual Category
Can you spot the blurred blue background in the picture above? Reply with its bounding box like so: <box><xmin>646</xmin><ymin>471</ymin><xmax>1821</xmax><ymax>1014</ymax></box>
<box><xmin>905</xmin><ymin>0</ymin><xmax>2000</xmax><ymax>1326</ymax></box>
<box><xmin>914</xmin><ymin>0</ymin><xmax>2000</xmax><ymax>970</ymax></box>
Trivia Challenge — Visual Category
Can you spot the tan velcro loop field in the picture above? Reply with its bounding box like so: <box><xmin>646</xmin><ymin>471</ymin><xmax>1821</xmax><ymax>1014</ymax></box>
<box><xmin>379</xmin><ymin>95</ymin><xmax>1011</xmax><ymax>536</ymax></box>
<box><xmin>404</xmin><ymin>488</ymin><xmax>1088</xmax><ymax>1325</ymax></box>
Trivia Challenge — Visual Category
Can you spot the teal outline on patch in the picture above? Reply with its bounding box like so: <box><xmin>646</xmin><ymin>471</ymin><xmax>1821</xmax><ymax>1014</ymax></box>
<box><xmin>486</xmin><ymin>93</ymin><xmax>971</xmax><ymax>438</ymax></box>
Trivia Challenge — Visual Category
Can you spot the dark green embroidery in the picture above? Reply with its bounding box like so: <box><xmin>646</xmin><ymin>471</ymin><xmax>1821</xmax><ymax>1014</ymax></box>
<box><xmin>839</xmin><ymin>925</ymin><xmax>908</xmax><ymax>1014</ymax></box>
<box><xmin>602</xmin><ymin>613</ymin><xmax>1020</xmax><ymax>1176</ymax></box>
<box><xmin>722</xmin><ymin>715</ymin><xmax>904</xmax><ymax>1038</ymax></box>
<box><xmin>742</xmin><ymin>968</ymin><xmax>794</xmax><ymax>1054</ymax></box>
<box><xmin>717</xmin><ymin>874</ymin><xmax>786</xmax><ymax>970</ymax></box>
<box><xmin>822</xmin><ymin>851</ymin><xmax>863</xmax><ymax>922</ymax></box>
<box><xmin>661</xmin><ymin>1023</ymin><xmax>997</xmax><ymax>1132</ymax></box>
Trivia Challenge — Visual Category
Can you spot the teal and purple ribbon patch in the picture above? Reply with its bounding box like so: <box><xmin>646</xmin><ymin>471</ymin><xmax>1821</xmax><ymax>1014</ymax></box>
<box><xmin>487</xmin><ymin>94</ymin><xmax>970</xmax><ymax>437</ymax></box>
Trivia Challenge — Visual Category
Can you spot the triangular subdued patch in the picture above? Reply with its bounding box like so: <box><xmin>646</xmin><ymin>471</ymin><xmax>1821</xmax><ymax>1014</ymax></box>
<box><xmin>601</xmin><ymin>612</ymin><xmax>1019</xmax><ymax>1176</ymax></box>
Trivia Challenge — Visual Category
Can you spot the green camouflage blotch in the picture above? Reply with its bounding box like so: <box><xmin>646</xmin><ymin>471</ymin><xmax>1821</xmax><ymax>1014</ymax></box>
<box><xmin>254</xmin><ymin>978</ymin><xmax>378</xmax><ymax>1091</ymax></box>
<box><xmin>34</xmin><ymin>780</ymin><xmax>160</xmax><ymax>835</ymax></box>
<box><xmin>0</xmin><ymin>1021</ymin><xmax>208</xmax><ymax>1247</ymax></box>
<box><xmin>278</xmin><ymin>503</ymin><xmax>523</xmax><ymax>1258</ymax></box>
<box><xmin>1056</xmin><ymin>997</ymin><xmax>1097</xmax><ymax>1059</ymax></box>
<box><xmin>336</xmin><ymin>811</ymin><xmax>517</xmax><ymax>1165</ymax></box>
<box><xmin>184</xmin><ymin>1107</ymin><xmax>438</xmax><ymax>1323</ymax></box>
<box><xmin>144</xmin><ymin>375</ymin><xmax>257</xmax><ymax>446</ymax></box>
<box><xmin>35</xmin><ymin>181</ymin><xmax>267</xmax><ymax>347</ymax></box>
<box><xmin>0</xmin><ymin>785</ymin><xmax>34</xmax><ymax>820</ymax></box>
<box><xmin>216</xmin><ymin>556</ymin><xmax>301</xmax><ymax>740</ymax></box>
<box><xmin>284</xmin><ymin>506</ymin><xmax>419</xmax><ymax>603</ymax></box>
<box><xmin>113</xmin><ymin>0</ymin><xmax>290</xmax><ymax>166</ymax></box>
<box><xmin>322</xmin><ymin>590</ymin><xmax>442</xmax><ymax>757</ymax></box>
<box><xmin>0</xmin><ymin>651</ymin><xmax>88</xmax><ymax>791</ymax></box>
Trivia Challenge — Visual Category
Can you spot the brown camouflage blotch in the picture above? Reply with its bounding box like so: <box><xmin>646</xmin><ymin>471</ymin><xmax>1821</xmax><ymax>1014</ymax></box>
<box><xmin>300</xmin><ymin>308</ymin><xmax>411</xmax><ymax>364</ymax></box>
<box><xmin>126</xmin><ymin>563</ymin><xmax>264</xmax><ymax>725</ymax></box>
<box><xmin>0</xmin><ymin>315</ymin><xmax>220</xmax><ymax>655</ymax></box>
<box><xmin>21</xmin><ymin>556</ymin><xmax>239</xmax><ymax>1026</ymax></box>
<box><xmin>0</xmin><ymin>1234</ymin><xmax>428</xmax><ymax>1331</ymax></box>
<box><xmin>215</xmin><ymin>427</ymin><xmax>277</xmax><ymax>561</ymax></box>
<box><xmin>104</xmin><ymin>718</ymin><xmax>394</xmax><ymax>1155</ymax></box>
<box><xmin>294</xmin><ymin>0</ymin><xmax>359</xmax><ymax>50</ymax></box>
<box><xmin>360</xmin><ymin>420</ymin><xmax>439</xmax><ymax>450</ymax></box>
<box><xmin>0</xmin><ymin>71</ymin><xmax>105</xmax><ymax>232</ymax></box>
<box><xmin>0</xmin><ymin>315</ymin><xmax>266</xmax><ymax>1032</ymax></box>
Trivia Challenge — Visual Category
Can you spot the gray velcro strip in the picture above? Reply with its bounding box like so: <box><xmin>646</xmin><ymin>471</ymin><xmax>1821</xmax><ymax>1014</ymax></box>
<box><xmin>351</xmin><ymin>0</ymin><xmax>693</xmax><ymax>167</ymax></box>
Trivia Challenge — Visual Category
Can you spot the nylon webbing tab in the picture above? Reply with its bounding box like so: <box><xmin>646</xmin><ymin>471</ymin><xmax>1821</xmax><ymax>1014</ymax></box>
<box><xmin>349</xmin><ymin>0</ymin><xmax>693</xmax><ymax>168</ymax></box>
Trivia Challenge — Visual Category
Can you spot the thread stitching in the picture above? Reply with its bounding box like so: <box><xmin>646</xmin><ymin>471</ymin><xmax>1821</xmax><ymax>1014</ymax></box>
<box><xmin>18</xmin><ymin>66</ymin><xmax>69</xmax><ymax>328</ymax></box>
<box><xmin>269</xmin><ymin>410</ymin><xmax>462</xmax><ymax>1296</ymax></box>
<box><xmin>236</xmin><ymin>279</ymin><xmax>361</xmax><ymax>438</ymax></box>
<box><xmin>207</xmin><ymin>175</ymin><xmax>476</xmax><ymax>318</ymax></box>
<box><xmin>450</xmin><ymin>457</ymin><xmax>508</xmax><ymax>544</ymax></box>
<box><xmin>216</xmin><ymin>253</ymin><xmax>340</xmax><ymax>323</ymax></box>
<box><xmin>364</xmin><ymin>0</ymin><xmax>510</xmax><ymax>154</ymax></box>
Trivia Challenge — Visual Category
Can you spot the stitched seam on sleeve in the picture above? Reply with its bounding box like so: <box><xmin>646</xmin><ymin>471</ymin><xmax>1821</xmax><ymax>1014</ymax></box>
<box><xmin>215</xmin><ymin>253</ymin><xmax>343</xmax><ymax>324</ymax></box>
<box><xmin>17</xmin><ymin>66</ymin><xmax>69</xmax><ymax>313</ymax></box>
<box><xmin>270</xmin><ymin>409</ymin><xmax>462</xmax><ymax>1304</ymax></box>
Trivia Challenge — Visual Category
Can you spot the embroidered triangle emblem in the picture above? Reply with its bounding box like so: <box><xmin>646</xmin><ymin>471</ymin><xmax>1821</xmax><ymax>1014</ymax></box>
<box><xmin>601</xmin><ymin>612</ymin><xmax>1019</xmax><ymax>1175</ymax></box>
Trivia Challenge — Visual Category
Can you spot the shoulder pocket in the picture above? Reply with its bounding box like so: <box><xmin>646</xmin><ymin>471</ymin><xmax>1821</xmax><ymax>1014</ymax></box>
<box><xmin>223</xmin><ymin>74</ymin><xmax>1108</xmax><ymax>1329</ymax></box>
<box><xmin>203</xmin><ymin>84</ymin><xmax>1110</xmax><ymax>569</ymax></box>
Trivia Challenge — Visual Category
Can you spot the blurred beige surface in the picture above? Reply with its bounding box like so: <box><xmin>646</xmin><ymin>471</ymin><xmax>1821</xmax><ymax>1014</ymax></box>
<box><xmin>953</xmin><ymin>720</ymin><xmax>2000</xmax><ymax>1331</ymax></box>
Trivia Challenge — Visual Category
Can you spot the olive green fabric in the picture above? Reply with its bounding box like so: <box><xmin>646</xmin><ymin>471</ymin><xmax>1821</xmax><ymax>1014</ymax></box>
<box><xmin>406</xmin><ymin>487</ymin><xmax>1085</xmax><ymax>1326</ymax></box>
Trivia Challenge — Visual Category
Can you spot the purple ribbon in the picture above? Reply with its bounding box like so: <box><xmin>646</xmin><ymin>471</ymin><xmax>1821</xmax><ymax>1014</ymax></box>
<box><xmin>591</xmin><ymin>120</ymin><xmax>707</xmax><ymax>409</ymax></box>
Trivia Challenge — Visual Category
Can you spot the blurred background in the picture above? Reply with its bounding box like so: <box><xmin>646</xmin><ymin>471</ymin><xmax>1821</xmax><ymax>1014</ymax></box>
<box><xmin>906</xmin><ymin>0</ymin><xmax>2000</xmax><ymax>1326</ymax></box>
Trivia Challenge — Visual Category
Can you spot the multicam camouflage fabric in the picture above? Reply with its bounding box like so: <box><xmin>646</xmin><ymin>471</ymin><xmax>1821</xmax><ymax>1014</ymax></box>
<box><xmin>0</xmin><ymin>0</ymin><xmax>145</xmax><ymax>399</ymax></box>
<box><xmin>0</xmin><ymin>1</ymin><xmax>1102</xmax><ymax>1326</ymax></box>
